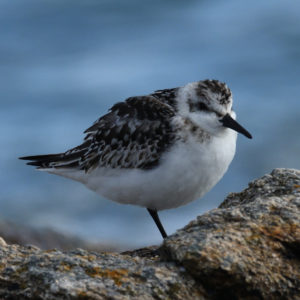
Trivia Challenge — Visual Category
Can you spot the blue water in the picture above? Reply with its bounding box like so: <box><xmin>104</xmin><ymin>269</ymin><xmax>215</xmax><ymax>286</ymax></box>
<box><xmin>1</xmin><ymin>0</ymin><xmax>300</xmax><ymax>248</ymax></box>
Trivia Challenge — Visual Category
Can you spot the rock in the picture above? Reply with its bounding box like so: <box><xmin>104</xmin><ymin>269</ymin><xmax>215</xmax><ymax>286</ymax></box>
<box><xmin>0</xmin><ymin>244</ymin><xmax>203</xmax><ymax>299</ymax></box>
<box><xmin>163</xmin><ymin>168</ymin><xmax>300</xmax><ymax>299</ymax></box>
<box><xmin>0</xmin><ymin>219</ymin><xmax>118</xmax><ymax>252</ymax></box>
<box><xmin>0</xmin><ymin>168</ymin><xmax>299</xmax><ymax>299</ymax></box>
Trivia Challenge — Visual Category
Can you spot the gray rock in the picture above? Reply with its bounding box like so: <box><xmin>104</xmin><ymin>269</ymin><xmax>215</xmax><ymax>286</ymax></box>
<box><xmin>0</xmin><ymin>244</ymin><xmax>203</xmax><ymax>299</ymax></box>
<box><xmin>0</xmin><ymin>168</ymin><xmax>299</xmax><ymax>299</ymax></box>
<box><xmin>163</xmin><ymin>168</ymin><xmax>300</xmax><ymax>299</ymax></box>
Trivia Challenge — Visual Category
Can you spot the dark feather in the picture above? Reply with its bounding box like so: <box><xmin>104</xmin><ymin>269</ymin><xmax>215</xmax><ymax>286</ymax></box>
<box><xmin>20</xmin><ymin>95</ymin><xmax>178</xmax><ymax>172</ymax></box>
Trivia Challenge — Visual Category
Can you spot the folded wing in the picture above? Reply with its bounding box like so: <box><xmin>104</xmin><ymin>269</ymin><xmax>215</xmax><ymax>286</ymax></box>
<box><xmin>20</xmin><ymin>96</ymin><xmax>176</xmax><ymax>172</ymax></box>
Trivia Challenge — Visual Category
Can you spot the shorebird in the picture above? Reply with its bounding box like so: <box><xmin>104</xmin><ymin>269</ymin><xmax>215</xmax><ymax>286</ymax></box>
<box><xmin>20</xmin><ymin>79</ymin><xmax>252</xmax><ymax>238</ymax></box>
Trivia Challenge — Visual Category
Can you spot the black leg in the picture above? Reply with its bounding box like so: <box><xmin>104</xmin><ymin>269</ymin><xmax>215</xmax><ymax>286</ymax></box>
<box><xmin>147</xmin><ymin>208</ymin><xmax>168</xmax><ymax>239</ymax></box>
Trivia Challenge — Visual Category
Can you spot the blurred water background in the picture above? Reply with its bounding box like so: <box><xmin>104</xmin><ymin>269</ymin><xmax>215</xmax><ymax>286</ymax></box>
<box><xmin>0</xmin><ymin>0</ymin><xmax>299</xmax><ymax>249</ymax></box>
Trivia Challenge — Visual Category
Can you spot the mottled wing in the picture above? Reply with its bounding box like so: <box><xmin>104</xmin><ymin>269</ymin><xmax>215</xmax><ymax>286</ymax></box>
<box><xmin>151</xmin><ymin>87</ymin><xmax>179</xmax><ymax>109</ymax></box>
<box><xmin>65</xmin><ymin>96</ymin><xmax>176</xmax><ymax>172</ymax></box>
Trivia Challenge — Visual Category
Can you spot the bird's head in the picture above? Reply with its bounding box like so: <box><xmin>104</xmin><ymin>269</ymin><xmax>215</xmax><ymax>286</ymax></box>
<box><xmin>177</xmin><ymin>79</ymin><xmax>252</xmax><ymax>139</ymax></box>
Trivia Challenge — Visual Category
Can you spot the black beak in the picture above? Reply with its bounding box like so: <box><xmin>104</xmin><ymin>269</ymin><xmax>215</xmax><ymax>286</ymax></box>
<box><xmin>221</xmin><ymin>114</ymin><xmax>252</xmax><ymax>139</ymax></box>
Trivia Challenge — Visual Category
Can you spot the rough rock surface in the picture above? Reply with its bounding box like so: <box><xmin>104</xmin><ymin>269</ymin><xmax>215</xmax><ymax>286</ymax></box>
<box><xmin>0</xmin><ymin>244</ymin><xmax>203</xmax><ymax>300</ymax></box>
<box><xmin>163</xmin><ymin>168</ymin><xmax>300</xmax><ymax>299</ymax></box>
<box><xmin>0</xmin><ymin>168</ymin><xmax>299</xmax><ymax>299</ymax></box>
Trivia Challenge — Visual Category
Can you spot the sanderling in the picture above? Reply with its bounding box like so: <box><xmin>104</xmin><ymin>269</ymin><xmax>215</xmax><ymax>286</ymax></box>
<box><xmin>20</xmin><ymin>79</ymin><xmax>252</xmax><ymax>239</ymax></box>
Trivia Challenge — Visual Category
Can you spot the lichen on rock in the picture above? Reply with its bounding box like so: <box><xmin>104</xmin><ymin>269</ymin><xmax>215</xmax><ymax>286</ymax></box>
<box><xmin>162</xmin><ymin>168</ymin><xmax>300</xmax><ymax>299</ymax></box>
<box><xmin>0</xmin><ymin>168</ymin><xmax>299</xmax><ymax>299</ymax></box>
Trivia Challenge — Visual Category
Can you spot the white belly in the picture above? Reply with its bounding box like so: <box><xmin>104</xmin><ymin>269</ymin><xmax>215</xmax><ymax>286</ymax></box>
<box><xmin>81</xmin><ymin>129</ymin><xmax>237</xmax><ymax>210</ymax></box>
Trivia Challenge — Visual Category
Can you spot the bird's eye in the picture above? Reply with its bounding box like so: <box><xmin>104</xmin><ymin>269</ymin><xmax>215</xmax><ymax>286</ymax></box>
<box><xmin>197</xmin><ymin>102</ymin><xmax>209</xmax><ymax>111</ymax></box>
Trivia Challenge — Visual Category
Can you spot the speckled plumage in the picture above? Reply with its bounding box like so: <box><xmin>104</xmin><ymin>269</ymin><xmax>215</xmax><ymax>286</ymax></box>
<box><xmin>24</xmin><ymin>96</ymin><xmax>177</xmax><ymax>171</ymax></box>
<box><xmin>20</xmin><ymin>79</ymin><xmax>251</xmax><ymax>236</ymax></box>
<box><xmin>22</xmin><ymin>80</ymin><xmax>234</xmax><ymax>173</ymax></box>
<box><xmin>72</xmin><ymin>96</ymin><xmax>177</xmax><ymax>171</ymax></box>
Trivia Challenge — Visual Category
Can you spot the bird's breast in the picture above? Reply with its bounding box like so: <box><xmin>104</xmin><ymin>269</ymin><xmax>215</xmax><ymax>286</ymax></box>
<box><xmin>155</xmin><ymin>130</ymin><xmax>237</xmax><ymax>208</ymax></box>
<box><xmin>84</xmin><ymin>129</ymin><xmax>237</xmax><ymax>211</ymax></box>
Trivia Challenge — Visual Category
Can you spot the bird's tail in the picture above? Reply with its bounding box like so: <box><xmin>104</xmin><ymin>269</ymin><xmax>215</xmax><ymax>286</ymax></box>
<box><xmin>19</xmin><ymin>152</ymin><xmax>82</xmax><ymax>170</ymax></box>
